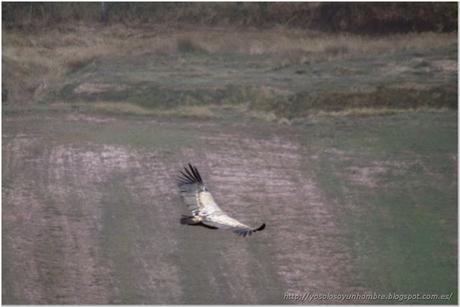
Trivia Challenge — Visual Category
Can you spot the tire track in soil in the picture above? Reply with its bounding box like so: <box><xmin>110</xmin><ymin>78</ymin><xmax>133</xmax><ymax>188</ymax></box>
<box><xmin>3</xmin><ymin>116</ymin><xmax>365</xmax><ymax>304</ymax></box>
<box><xmin>193</xmin><ymin>130</ymin><xmax>366</xmax><ymax>304</ymax></box>
<box><xmin>44</xmin><ymin>145</ymin><xmax>186</xmax><ymax>304</ymax></box>
<box><xmin>3</xmin><ymin>139</ymin><xmax>118</xmax><ymax>303</ymax></box>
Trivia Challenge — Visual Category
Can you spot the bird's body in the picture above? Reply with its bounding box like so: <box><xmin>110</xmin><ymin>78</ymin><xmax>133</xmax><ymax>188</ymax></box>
<box><xmin>177</xmin><ymin>164</ymin><xmax>265</xmax><ymax>237</ymax></box>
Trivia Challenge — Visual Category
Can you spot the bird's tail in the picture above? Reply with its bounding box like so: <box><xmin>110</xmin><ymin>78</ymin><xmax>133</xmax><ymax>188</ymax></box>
<box><xmin>180</xmin><ymin>215</ymin><xmax>200</xmax><ymax>225</ymax></box>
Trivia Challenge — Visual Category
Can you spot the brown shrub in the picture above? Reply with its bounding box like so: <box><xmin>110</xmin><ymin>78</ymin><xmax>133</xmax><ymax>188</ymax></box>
<box><xmin>3</xmin><ymin>3</ymin><xmax>457</xmax><ymax>34</ymax></box>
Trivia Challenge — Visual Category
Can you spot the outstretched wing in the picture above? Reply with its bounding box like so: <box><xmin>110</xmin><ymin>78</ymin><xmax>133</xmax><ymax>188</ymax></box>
<box><xmin>203</xmin><ymin>213</ymin><xmax>266</xmax><ymax>237</ymax></box>
<box><xmin>177</xmin><ymin>164</ymin><xmax>222</xmax><ymax>215</ymax></box>
<box><xmin>177</xmin><ymin>163</ymin><xmax>266</xmax><ymax>237</ymax></box>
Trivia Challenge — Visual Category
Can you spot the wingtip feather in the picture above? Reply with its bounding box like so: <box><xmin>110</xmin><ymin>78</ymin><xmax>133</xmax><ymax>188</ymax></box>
<box><xmin>177</xmin><ymin>163</ymin><xmax>204</xmax><ymax>185</ymax></box>
<box><xmin>254</xmin><ymin>223</ymin><xmax>266</xmax><ymax>232</ymax></box>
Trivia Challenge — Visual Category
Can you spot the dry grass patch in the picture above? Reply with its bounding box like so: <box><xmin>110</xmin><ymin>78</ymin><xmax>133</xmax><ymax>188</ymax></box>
<box><xmin>313</xmin><ymin>107</ymin><xmax>450</xmax><ymax>117</ymax></box>
<box><xmin>3</xmin><ymin>24</ymin><xmax>456</xmax><ymax>104</ymax></box>
<box><xmin>4</xmin><ymin>25</ymin><xmax>456</xmax><ymax>62</ymax></box>
<box><xmin>88</xmin><ymin>102</ymin><xmax>218</xmax><ymax>119</ymax></box>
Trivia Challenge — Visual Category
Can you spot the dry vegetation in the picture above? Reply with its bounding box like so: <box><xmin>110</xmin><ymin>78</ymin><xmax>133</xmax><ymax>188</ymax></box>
<box><xmin>4</xmin><ymin>24</ymin><xmax>456</xmax><ymax>62</ymax></box>
<box><xmin>89</xmin><ymin>102</ymin><xmax>218</xmax><ymax>119</ymax></box>
<box><xmin>3</xmin><ymin>25</ymin><xmax>456</xmax><ymax>110</ymax></box>
<box><xmin>2</xmin><ymin>3</ymin><xmax>457</xmax><ymax>120</ymax></box>
<box><xmin>3</xmin><ymin>3</ymin><xmax>456</xmax><ymax>33</ymax></box>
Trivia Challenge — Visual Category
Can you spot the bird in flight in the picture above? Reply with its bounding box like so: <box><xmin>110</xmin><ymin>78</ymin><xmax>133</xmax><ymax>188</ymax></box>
<box><xmin>177</xmin><ymin>164</ymin><xmax>266</xmax><ymax>237</ymax></box>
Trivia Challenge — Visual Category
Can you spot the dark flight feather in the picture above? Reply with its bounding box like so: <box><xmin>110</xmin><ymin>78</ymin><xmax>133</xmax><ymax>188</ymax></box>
<box><xmin>177</xmin><ymin>163</ymin><xmax>203</xmax><ymax>186</ymax></box>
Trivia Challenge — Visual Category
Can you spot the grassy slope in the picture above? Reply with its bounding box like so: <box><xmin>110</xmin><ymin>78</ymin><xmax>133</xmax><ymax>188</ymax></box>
<box><xmin>301</xmin><ymin>112</ymin><xmax>457</xmax><ymax>303</ymax></box>
<box><xmin>3</xmin><ymin>26</ymin><xmax>457</xmax><ymax>120</ymax></box>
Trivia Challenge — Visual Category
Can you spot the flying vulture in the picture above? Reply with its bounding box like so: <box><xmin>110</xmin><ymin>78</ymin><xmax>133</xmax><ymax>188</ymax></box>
<box><xmin>177</xmin><ymin>164</ymin><xmax>266</xmax><ymax>237</ymax></box>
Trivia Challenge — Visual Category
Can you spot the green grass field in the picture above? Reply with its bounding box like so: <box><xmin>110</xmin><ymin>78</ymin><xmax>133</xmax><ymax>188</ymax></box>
<box><xmin>303</xmin><ymin>112</ymin><xmax>457</xmax><ymax>303</ymax></box>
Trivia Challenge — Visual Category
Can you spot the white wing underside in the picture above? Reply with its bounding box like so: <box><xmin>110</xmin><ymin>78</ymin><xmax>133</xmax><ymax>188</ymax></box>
<box><xmin>197</xmin><ymin>191</ymin><xmax>251</xmax><ymax>228</ymax></box>
<box><xmin>180</xmin><ymin>186</ymin><xmax>251</xmax><ymax>228</ymax></box>
<box><xmin>177</xmin><ymin>164</ymin><xmax>265</xmax><ymax>237</ymax></box>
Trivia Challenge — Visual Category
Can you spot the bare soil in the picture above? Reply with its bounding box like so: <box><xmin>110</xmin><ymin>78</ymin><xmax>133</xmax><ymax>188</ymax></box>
<box><xmin>3</xmin><ymin>109</ymin><xmax>457</xmax><ymax>304</ymax></box>
<box><xmin>3</xmin><ymin>111</ymin><xmax>365</xmax><ymax>304</ymax></box>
